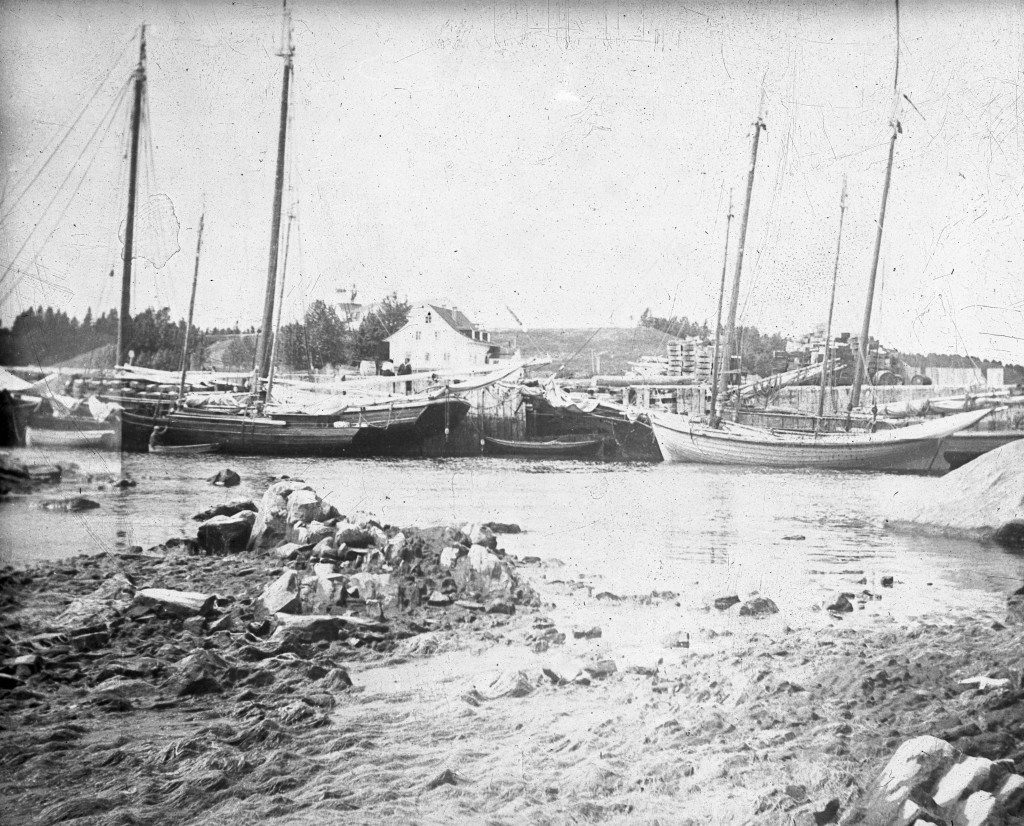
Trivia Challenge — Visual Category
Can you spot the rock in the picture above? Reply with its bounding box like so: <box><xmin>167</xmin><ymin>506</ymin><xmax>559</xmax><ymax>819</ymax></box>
<box><xmin>335</xmin><ymin>522</ymin><xmax>376</xmax><ymax>548</ymax></box>
<box><xmin>992</xmin><ymin>519</ymin><xmax>1024</xmax><ymax>549</ymax></box>
<box><xmin>256</xmin><ymin>570</ymin><xmax>301</xmax><ymax>617</ymax></box>
<box><xmin>41</xmin><ymin>496</ymin><xmax>100</xmax><ymax>512</ymax></box>
<box><xmin>827</xmin><ymin>594</ymin><xmax>855</xmax><ymax>614</ymax></box>
<box><xmin>782</xmin><ymin>534</ymin><xmax>806</xmax><ymax>541</ymax></box>
<box><xmin>464</xmin><ymin>523</ymin><xmax>498</xmax><ymax>550</ymax></box>
<box><xmin>293</xmin><ymin>519</ymin><xmax>334</xmax><ymax>547</ymax></box>
<box><xmin>584</xmin><ymin>658</ymin><xmax>617</xmax><ymax>679</ymax></box>
<box><xmin>485</xmin><ymin>599</ymin><xmax>515</xmax><ymax>615</ymax></box>
<box><xmin>113</xmin><ymin>476</ymin><xmax>136</xmax><ymax>488</ymax></box>
<box><xmin>454</xmin><ymin>600</ymin><xmax>485</xmax><ymax>611</ymax></box>
<box><xmin>739</xmin><ymin>597</ymin><xmax>779</xmax><ymax>617</ymax></box>
<box><xmin>427</xmin><ymin>590</ymin><xmax>452</xmax><ymax>607</ymax></box>
<box><xmin>248</xmin><ymin>480</ymin><xmax>315</xmax><ymax>550</ymax></box>
<box><xmin>182</xmin><ymin>615</ymin><xmax>206</xmax><ymax>636</ymax></box>
<box><xmin>207</xmin><ymin>468</ymin><xmax>241</xmax><ymax>487</ymax></box>
<box><xmin>192</xmin><ymin>499</ymin><xmax>257</xmax><ymax>521</ymax></box>
<box><xmin>932</xmin><ymin>756</ymin><xmax>995</xmax><ymax>808</ymax></box>
<box><xmin>714</xmin><ymin>595</ymin><xmax>741</xmax><ymax>610</ymax></box>
<box><xmin>272</xmin><ymin>542</ymin><xmax>309</xmax><ymax>562</ymax></box>
<box><xmin>348</xmin><ymin>572</ymin><xmax>389</xmax><ymax>601</ymax></box>
<box><xmin>468</xmin><ymin>544</ymin><xmax>501</xmax><ymax>575</ymax></box>
<box><xmin>286</xmin><ymin>488</ymin><xmax>328</xmax><ymax>525</ymax></box>
<box><xmin>196</xmin><ymin>510</ymin><xmax>256</xmax><ymax>554</ymax></box>
<box><xmin>484</xmin><ymin>521</ymin><xmax>521</xmax><ymax>534</ymax></box>
<box><xmin>573</xmin><ymin>626</ymin><xmax>602</xmax><ymax>639</ymax></box>
<box><xmin>470</xmin><ymin>670</ymin><xmax>535</xmax><ymax>701</ymax></box>
<box><xmin>426</xmin><ymin>768</ymin><xmax>469</xmax><ymax>791</ymax></box>
<box><xmin>134</xmin><ymin>588</ymin><xmax>216</xmax><ymax>618</ymax></box>
<box><xmin>881</xmin><ymin>576</ymin><xmax>894</xmax><ymax>588</ymax></box>
<box><xmin>1007</xmin><ymin>586</ymin><xmax>1024</xmax><ymax>625</ymax></box>
<box><xmin>164</xmin><ymin>649</ymin><xmax>226</xmax><ymax>696</ymax></box>
<box><xmin>385</xmin><ymin>531</ymin><xmax>406</xmax><ymax>561</ymax></box>
<box><xmin>269</xmin><ymin>613</ymin><xmax>347</xmax><ymax>644</ymax></box>
<box><xmin>812</xmin><ymin>798</ymin><xmax>839</xmax><ymax>825</ymax></box>
<box><xmin>321</xmin><ymin>668</ymin><xmax>353</xmax><ymax>690</ymax></box>
<box><xmin>439</xmin><ymin>546</ymin><xmax>462</xmax><ymax>568</ymax></box>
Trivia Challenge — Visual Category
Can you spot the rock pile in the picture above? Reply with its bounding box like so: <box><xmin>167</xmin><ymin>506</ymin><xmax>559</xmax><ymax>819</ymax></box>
<box><xmin>842</xmin><ymin>735</ymin><xmax>1024</xmax><ymax>825</ymax></box>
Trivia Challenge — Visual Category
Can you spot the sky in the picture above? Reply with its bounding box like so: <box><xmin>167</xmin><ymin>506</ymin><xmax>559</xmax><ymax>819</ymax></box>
<box><xmin>1</xmin><ymin>0</ymin><xmax>1022</xmax><ymax>362</ymax></box>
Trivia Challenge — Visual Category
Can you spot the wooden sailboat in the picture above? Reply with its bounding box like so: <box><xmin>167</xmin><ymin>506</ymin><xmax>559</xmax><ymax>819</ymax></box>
<box><xmin>122</xmin><ymin>7</ymin><xmax>473</xmax><ymax>457</ymax></box>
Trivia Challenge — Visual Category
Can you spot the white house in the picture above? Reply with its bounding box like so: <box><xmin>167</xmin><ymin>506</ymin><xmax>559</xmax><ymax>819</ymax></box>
<box><xmin>386</xmin><ymin>304</ymin><xmax>496</xmax><ymax>370</ymax></box>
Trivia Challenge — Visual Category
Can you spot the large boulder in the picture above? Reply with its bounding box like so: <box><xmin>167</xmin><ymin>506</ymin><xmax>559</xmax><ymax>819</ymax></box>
<box><xmin>287</xmin><ymin>488</ymin><xmax>330</xmax><ymax>525</ymax></box>
<box><xmin>887</xmin><ymin>439</ymin><xmax>1024</xmax><ymax>545</ymax></box>
<box><xmin>248</xmin><ymin>480</ymin><xmax>315</xmax><ymax>550</ymax></box>
<box><xmin>196</xmin><ymin>510</ymin><xmax>256</xmax><ymax>554</ymax></box>
<box><xmin>133</xmin><ymin>588</ymin><xmax>215</xmax><ymax>618</ymax></box>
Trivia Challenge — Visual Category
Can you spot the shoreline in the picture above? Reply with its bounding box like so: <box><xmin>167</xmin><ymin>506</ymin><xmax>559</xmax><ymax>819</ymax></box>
<box><xmin>1</xmin><ymin>474</ymin><xmax>1023</xmax><ymax>824</ymax></box>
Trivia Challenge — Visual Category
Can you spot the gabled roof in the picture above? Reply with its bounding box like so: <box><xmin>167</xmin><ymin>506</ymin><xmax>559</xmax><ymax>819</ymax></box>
<box><xmin>386</xmin><ymin>303</ymin><xmax>491</xmax><ymax>347</ymax></box>
<box><xmin>429</xmin><ymin>304</ymin><xmax>476</xmax><ymax>332</ymax></box>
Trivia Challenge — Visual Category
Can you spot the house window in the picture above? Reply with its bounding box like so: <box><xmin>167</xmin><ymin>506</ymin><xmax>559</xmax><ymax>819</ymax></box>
<box><xmin>444</xmin><ymin>352</ymin><xmax>450</xmax><ymax>362</ymax></box>
<box><xmin>434</xmin><ymin>331</ymin><xmax>439</xmax><ymax>339</ymax></box>
<box><xmin>425</xmin><ymin>312</ymin><xmax>432</xmax><ymax>324</ymax></box>
<box><xmin>425</xmin><ymin>352</ymin><xmax>431</xmax><ymax>363</ymax></box>
<box><xmin>415</xmin><ymin>331</ymin><xmax>421</xmax><ymax>340</ymax></box>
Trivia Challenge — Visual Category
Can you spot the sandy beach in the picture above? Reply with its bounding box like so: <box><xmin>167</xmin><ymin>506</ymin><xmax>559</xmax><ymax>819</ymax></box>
<box><xmin>1</xmin><ymin>467</ymin><xmax>1022</xmax><ymax>826</ymax></box>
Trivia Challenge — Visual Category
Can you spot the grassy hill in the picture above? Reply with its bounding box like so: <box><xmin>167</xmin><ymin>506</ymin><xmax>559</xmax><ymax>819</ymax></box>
<box><xmin>491</xmin><ymin>326</ymin><xmax>677</xmax><ymax>377</ymax></box>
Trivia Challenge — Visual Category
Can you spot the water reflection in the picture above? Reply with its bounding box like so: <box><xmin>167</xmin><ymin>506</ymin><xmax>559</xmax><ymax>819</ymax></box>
<box><xmin>1</xmin><ymin>450</ymin><xmax>1020</xmax><ymax>622</ymax></box>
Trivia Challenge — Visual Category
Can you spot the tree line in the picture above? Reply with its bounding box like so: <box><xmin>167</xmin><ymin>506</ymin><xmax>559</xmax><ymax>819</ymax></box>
<box><xmin>0</xmin><ymin>294</ymin><xmax>411</xmax><ymax>373</ymax></box>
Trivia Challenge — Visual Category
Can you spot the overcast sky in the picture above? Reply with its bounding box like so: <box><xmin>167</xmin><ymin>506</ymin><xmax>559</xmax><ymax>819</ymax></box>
<box><xmin>1</xmin><ymin>0</ymin><xmax>1022</xmax><ymax>362</ymax></box>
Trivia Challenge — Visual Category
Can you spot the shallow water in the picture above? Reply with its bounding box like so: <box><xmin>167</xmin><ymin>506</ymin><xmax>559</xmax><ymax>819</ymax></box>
<box><xmin>1</xmin><ymin>447</ymin><xmax>1021</xmax><ymax>624</ymax></box>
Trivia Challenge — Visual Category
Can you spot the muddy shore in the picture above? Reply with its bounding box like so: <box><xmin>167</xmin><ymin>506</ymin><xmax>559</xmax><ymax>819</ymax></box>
<box><xmin>1</xmin><ymin>469</ymin><xmax>1023</xmax><ymax>825</ymax></box>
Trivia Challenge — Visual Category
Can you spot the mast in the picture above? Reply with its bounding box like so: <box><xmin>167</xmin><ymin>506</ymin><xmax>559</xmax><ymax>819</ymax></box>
<box><xmin>716</xmin><ymin>111</ymin><xmax>766</xmax><ymax>421</ymax></box>
<box><xmin>265</xmin><ymin>209</ymin><xmax>295</xmax><ymax>404</ymax></box>
<box><xmin>178</xmin><ymin>212</ymin><xmax>204</xmax><ymax>402</ymax></box>
<box><xmin>708</xmin><ymin>190</ymin><xmax>734</xmax><ymax>424</ymax></box>
<box><xmin>817</xmin><ymin>177</ymin><xmax>847</xmax><ymax>421</ymax></box>
<box><xmin>850</xmin><ymin>0</ymin><xmax>901</xmax><ymax>410</ymax></box>
<box><xmin>116</xmin><ymin>26</ymin><xmax>147</xmax><ymax>367</ymax></box>
<box><xmin>254</xmin><ymin>1</ymin><xmax>294</xmax><ymax>382</ymax></box>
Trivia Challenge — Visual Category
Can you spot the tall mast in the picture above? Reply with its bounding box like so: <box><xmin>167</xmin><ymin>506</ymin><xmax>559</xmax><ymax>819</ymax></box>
<box><xmin>178</xmin><ymin>212</ymin><xmax>204</xmax><ymax>402</ymax></box>
<box><xmin>716</xmin><ymin>110</ymin><xmax>766</xmax><ymax>421</ymax></box>
<box><xmin>850</xmin><ymin>0</ymin><xmax>901</xmax><ymax>410</ymax></box>
<box><xmin>116</xmin><ymin>26</ymin><xmax>147</xmax><ymax>367</ymax></box>
<box><xmin>254</xmin><ymin>1</ymin><xmax>294</xmax><ymax>382</ymax></box>
<box><xmin>817</xmin><ymin>176</ymin><xmax>847</xmax><ymax>421</ymax></box>
<box><xmin>708</xmin><ymin>190</ymin><xmax>734</xmax><ymax>424</ymax></box>
<box><xmin>266</xmin><ymin>209</ymin><xmax>295</xmax><ymax>404</ymax></box>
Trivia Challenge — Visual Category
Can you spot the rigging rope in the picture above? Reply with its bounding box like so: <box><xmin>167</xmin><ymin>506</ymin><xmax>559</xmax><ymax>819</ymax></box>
<box><xmin>0</xmin><ymin>76</ymin><xmax>133</xmax><ymax>306</ymax></box>
<box><xmin>0</xmin><ymin>31</ymin><xmax>137</xmax><ymax>225</ymax></box>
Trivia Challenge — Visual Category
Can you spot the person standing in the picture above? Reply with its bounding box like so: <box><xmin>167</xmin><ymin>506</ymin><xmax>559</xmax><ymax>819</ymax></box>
<box><xmin>397</xmin><ymin>357</ymin><xmax>413</xmax><ymax>394</ymax></box>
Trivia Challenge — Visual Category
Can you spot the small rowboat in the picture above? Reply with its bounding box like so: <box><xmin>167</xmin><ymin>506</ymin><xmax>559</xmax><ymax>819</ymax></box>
<box><xmin>482</xmin><ymin>434</ymin><xmax>606</xmax><ymax>459</ymax></box>
<box><xmin>25</xmin><ymin>423</ymin><xmax>117</xmax><ymax>450</ymax></box>
<box><xmin>148</xmin><ymin>442</ymin><xmax>220</xmax><ymax>455</ymax></box>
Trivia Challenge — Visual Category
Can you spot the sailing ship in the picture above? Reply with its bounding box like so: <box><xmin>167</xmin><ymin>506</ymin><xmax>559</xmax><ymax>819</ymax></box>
<box><xmin>105</xmin><ymin>11</ymin><xmax>482</xmax><ymax>457</ymax></box>
<box><xmin>650</xmin><ymin>407</ymin><xmax>993</xmax><ymax>471</ymax></box>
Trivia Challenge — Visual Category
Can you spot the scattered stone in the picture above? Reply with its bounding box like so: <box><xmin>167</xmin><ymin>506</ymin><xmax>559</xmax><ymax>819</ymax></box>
<box><xmin>426</xmin><ymin>768</ymin><xmax>469</xmax><ymax>790</ymax></box>
<box><xmin>113</xmin><ymin>477</ymin><xmax>136</xmax><ymax>488</ymax></box>
<box><xmin>207</xmin><ymin>468</ymin><xmax>241</xmax><ymax>487</ymax></box>
<box><xmin>427</xmin><ymin>591</ymin><xmax>452</xmax><ymax>607</ymax></box>
<box><xmin>739</xmin><ymin>597</ymin><xmax>779</xmax><ymax>617</ymax></box>
<box><xmin>714</xmin><ymin>595</ymin><xmax>741</xmax><ymax>610</ymax></box>
<box><xmin>812</xmin><ymin>798</ymin><xmax>839</xmax><ymax>825</ymax></box>
<box><xmin>454</xmin><ymin>600</ymin><xmax>485</xmax><ymax>611</ymax></box>
<box><xmin>182</xmin><ymin>615</ymin><xmax>206</xmax><ymax>636</ymax></box>
<box><xmin>881</xmin><ymin>576</ymin><xmax>894</xmax><ymax>587</ymax></box>
<box><xmin>782</xmin><ymin>534</ymin><xmax>806</xmax><ymax>541</ymax></box>
<box><xmin>469</xmin><ymin>670</ymin><xmax>534</xmax><ymax>701</ymax></box>
<box><xmin>573</xmin><ymin>626</ymin><xmax>602</xmax><ymax>639</ymax></box>
<box><xmin>584</xmin><ymin>658</ymin><xmax>617</xmax><ymax>679</ymax></box>
<box><xmin>827</xmin><ymin>594</ymin><xmax>855</xmax><ymax>614</ymax></box>
<box><xmin>164</xmin><ymin>649</ymin><xmax>226</xmax><ymax>696</ymax></box>
<box><xmin>134</xmin><ymin>588</ymin><xmax>216</xmax><ymax>619</ymax></box>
